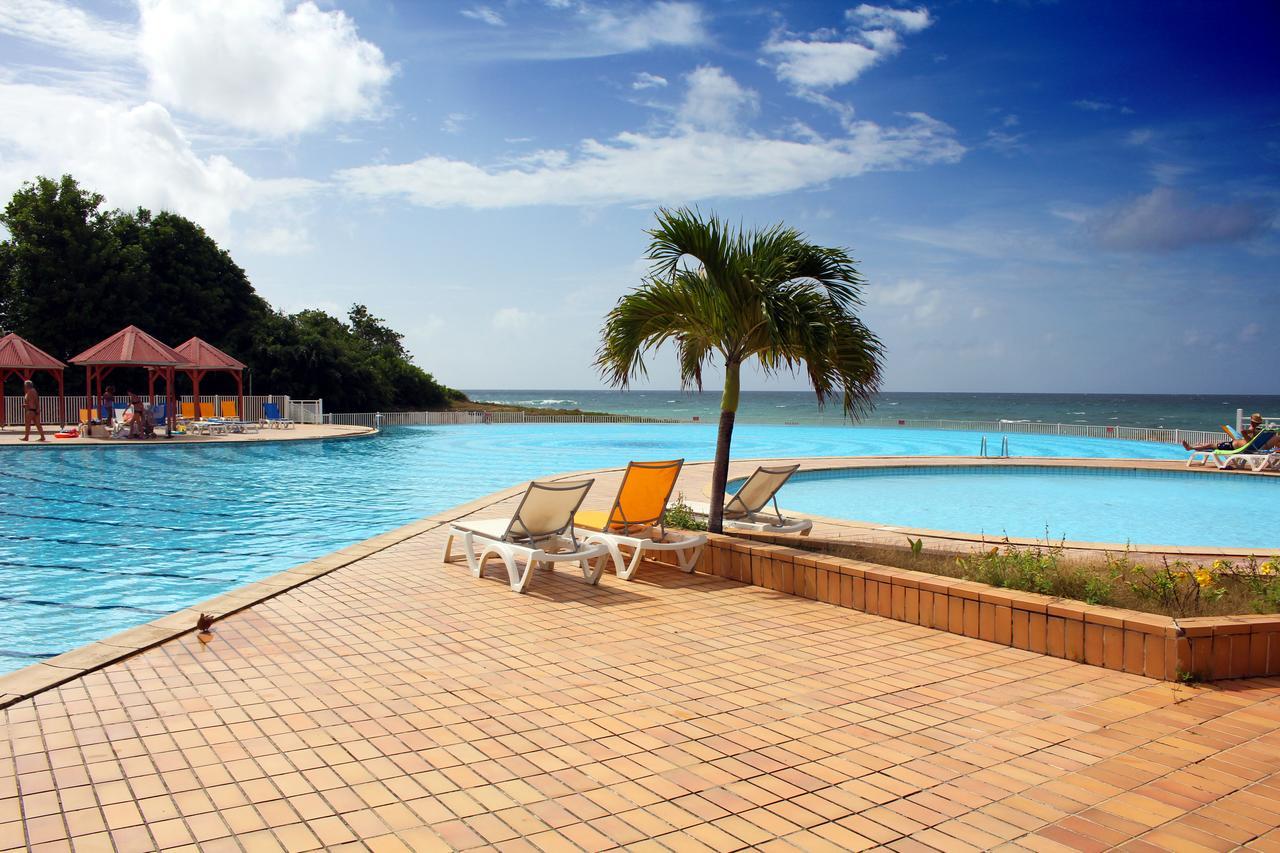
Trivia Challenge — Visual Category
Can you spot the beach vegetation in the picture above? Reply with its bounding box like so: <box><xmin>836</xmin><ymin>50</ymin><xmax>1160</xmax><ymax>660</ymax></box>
<box><xmin>794</xmin><ymin>537</ymin><xmax>1280</xmax><ymax>618</ymax></box>
<box><xmin>0</xmin><ymin>174</ymin><xmax>462</xmax><ymax>411</ymax></box>
<box><xmin>596</xmin><ymin>207</ymin><xmax>883</xmax><ymax>532</ymax></box>
<box><xmin>663</xmin><ymin>494</ymin><xmax>709</xmax><ymax>531</ymax></box>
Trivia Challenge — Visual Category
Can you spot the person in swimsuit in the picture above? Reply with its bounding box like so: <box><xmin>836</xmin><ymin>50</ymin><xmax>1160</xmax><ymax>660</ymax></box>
<box><xmin>1183</xmin><ymin>413</ymin><xmax>1263</xmax><ymax>451</ymax></box>
<box><xmin>102</xmin><ymin>385</ymin><xmax>115</xmax><ymax>425</ymax></box>
<box><xmin>21</xmin><ymin>380</ymin><xmax>45</xmax><ymax>442</ymax></box>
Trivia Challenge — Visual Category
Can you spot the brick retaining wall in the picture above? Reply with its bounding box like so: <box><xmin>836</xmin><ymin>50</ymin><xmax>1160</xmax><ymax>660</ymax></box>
<box><xmin>652</xmin><ymin>532</ymin><xmax>1280</xmax><ymax>682</ymax></box>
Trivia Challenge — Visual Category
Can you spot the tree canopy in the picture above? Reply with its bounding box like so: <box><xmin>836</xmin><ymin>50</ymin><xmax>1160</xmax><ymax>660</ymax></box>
<box><xmin>0</xmin><ymin>175</ymin><xmax>461</xmax><ymax>411</ymax></box>
<box><xmin>596</xmin><ymin>207</ymin><xmax>883</xmax><ymax>531</ymax></box>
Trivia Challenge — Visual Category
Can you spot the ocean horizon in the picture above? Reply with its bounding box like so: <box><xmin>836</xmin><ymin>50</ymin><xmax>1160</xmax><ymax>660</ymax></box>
<box><xmin>467</xmin><ymin>390</ymin><xmax>1280</xmax><ymax>432</ymax></box>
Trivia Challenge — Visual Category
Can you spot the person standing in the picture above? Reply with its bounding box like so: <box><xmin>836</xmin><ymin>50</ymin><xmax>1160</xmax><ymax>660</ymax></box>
<box><xmin>21</xmin><ymin>379</ymin><xmax>45</xmax><ymax>442</ymax></box>
<box><xmin>102</xmin><ymin>385</ymin><xmax>115</xmax><ymax>425</ymax></box>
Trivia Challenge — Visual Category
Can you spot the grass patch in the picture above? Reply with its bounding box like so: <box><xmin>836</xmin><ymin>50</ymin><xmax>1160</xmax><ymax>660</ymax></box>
<box><xmin>789</xmin><ymin>538</ymin><xmax>1280</xmax><ymax>619</ymax></box>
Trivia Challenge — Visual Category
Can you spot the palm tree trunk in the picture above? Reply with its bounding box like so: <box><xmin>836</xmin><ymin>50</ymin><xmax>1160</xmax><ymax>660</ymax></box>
<box><xmin>709</xmin><ymin>360</ymin><xmax>740</xmax><ymax>534</ymax></box>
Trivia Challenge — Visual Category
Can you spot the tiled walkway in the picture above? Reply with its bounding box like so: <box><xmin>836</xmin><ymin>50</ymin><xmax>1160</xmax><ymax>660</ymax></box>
<box><xmin>3</xmin><ymin>502</ymin><xmax>1280</xmax><ymax>851</ymax></box>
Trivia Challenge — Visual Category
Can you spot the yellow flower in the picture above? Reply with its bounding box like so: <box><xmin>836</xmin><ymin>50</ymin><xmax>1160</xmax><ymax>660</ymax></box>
<box><xmin>1260</xmin><ymin>562</ymin><xmax>1277</xmax><ymax>577</ymax></box>
<box><xmin>1193</xmin><ymin>568</ymin><xmax>1214</xmax><ymax>589</ymax></box>
<box><xmin>1212</xmin><ymin>559</ymin><xmax>1227</xmax><ymax>571</ymax></box>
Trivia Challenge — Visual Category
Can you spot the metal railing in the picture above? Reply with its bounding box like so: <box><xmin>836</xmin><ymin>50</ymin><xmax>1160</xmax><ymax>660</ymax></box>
<box><xmin>323</xmin><ymin>409</ymin><xmax>1223</xmax><ymax>446</ymax></box>
<box><xmin>326</xmin><ymin>410</ymin><xmax>676</xmax><ymax>427</ymax></box>
<box><xmin>2</xmin><ymin>394</ymin><xmax>296</xmax><ymax>426</ymax></box>
<box><xmin>287</xmin><ymin>399</ymin><xmax>324</xmax><ymax>425</ymax></box>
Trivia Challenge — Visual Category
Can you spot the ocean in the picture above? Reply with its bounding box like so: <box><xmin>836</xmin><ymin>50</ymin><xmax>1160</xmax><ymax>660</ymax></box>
<box><xmin>467</xmin><ymin>390</ymin><xmax>1280</xmax><ymax>432</ymax></box>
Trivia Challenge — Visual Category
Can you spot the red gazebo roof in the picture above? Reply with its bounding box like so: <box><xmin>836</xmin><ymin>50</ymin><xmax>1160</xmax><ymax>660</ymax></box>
<box><xmin>174</xmin><ymin>337</ymin><xmax>246</xmax><ymax>372</ymax></box>
<box><xmin>0</xmin><ymin>333</ymin><xmax>65</xmax><ymax>371</ymax></box>
<box><xmin>69</xmin><ymin>326</ymin><xmax>189</xmax><ymax>366</ymax></box>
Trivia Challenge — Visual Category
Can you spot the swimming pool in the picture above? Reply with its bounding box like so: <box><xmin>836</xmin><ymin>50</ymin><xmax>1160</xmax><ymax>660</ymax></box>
<box><xmin>0</xmin><ymin>423</ymin><xmax>1185</xmax><ymax>674</ymax></box>
<box><xmin>771</xmin><ymin>465</ymin><xmax>1280</xmax><ymax>550</ymax></box>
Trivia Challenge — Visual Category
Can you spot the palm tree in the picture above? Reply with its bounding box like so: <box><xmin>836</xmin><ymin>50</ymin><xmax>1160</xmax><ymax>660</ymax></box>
<box><xmin>596</xmin><ymin>207</ymin><xmax>884</xmax><ymax>533</ymax></box>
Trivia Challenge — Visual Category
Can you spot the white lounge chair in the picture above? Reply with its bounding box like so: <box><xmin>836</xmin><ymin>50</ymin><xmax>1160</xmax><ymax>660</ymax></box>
<box><xmin>573</xmin><ymin>459</ymin><xmax>708</xmax><ymax>580</ymax></box>
<box><xmin>442</xmin><ymin>479</ymin><xmax>611</xmax><ymax>593</ymax></box>
<box><xmin>685</xmin><ymin>464</ymin><xmax>814</xmax><ymax>535</ymax></box>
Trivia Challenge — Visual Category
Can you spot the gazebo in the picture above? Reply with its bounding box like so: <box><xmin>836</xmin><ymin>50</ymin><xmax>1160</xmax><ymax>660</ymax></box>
<box><xmin>174</xmin><ymin>337</ymin><xmax>247</xmax><ymax>420</ymax></box>
<box><xmin>0</xmin><ymin>332</ymin><xmax>67</xmax><ymax>427</ymax></box>
<box><xmin>69</xmin><ymin>326</ymin><xmax>190</xmax><ymax>435</ymax></box>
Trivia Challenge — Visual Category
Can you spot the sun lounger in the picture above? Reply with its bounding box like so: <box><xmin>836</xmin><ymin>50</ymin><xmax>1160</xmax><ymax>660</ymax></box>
<box><xmin>573</xmin><ymin>459</ymin><xmax>708</xmax><ymax>580</ymax></box>
<box><xmin>442</xmin><ymin>479</ymin><xmax>611</xmax><ymax>593</ymax></box>
<box><xmin>685</xmin><ymin>464</ymin><xmax>814</xmax><ymax>535</ymax></box>
<box><xmin>261</xmin><ymin>402</ymin><xmax>295</xmax><ymax>429</ymax></box>
<box><xmin>1214</xmin><ymin>430</ymin><xmax>1278</xmax><ymax>471</ymax></box>
<box><xmin>1189</xmin><ymin>430</ymin><xmax>1276</xmax><ymax>468</ymax></box>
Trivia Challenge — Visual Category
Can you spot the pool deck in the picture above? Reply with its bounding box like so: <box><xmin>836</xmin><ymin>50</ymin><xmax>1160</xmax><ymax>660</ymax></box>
<box><xmin>4</xmin><ymin>458</ymin><xmax>1280</xmax><ymax>851</ymax></box>
<box><xmin>0</xmin><ymin>424</ymin><xmax>375</xmax><ymax>447</ymax></box>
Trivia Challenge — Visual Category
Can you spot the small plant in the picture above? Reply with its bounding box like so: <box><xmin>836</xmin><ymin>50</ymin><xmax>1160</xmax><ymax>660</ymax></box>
<box><xmin>1176</xmin><ymin>668</ymin><xmax>1202</xmax><ymax>685</ymax></box>
<box><xmin>906</xmin><ymin>537</ymin><xmax>923</xmax><ymax>557</ymax></box>
<box><xmin>663</xmin><ymin>494</ymin><xmax>708</xmax><ymax>532</ymax></box>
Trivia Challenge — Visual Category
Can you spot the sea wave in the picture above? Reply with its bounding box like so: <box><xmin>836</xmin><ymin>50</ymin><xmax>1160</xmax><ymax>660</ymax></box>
<box><xmin>480</xmin><ymin>398</ymin><xmax>578</xmax><ymax>406</ymax></box>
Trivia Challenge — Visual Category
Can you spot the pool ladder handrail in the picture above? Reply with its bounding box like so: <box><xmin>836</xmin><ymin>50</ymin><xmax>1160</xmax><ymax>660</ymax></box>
<box><xmin>979</xmin><ymin>436</ymin><xmax>1011</xmax><ymax>458</ymax></box>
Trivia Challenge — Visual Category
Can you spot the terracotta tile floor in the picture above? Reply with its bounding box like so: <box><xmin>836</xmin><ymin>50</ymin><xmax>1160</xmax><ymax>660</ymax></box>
<box><xmin>4</xmin><ymin>509</ymin><xmax>1280</xmax><ymax>851</ymax></box>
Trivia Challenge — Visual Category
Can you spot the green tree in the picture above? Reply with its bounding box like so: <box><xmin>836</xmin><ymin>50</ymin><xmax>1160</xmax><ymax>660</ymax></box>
<box><xmin>596</xmin><ymin>207</ymin><xmax>884</xmax><ymax>533</ymax></box>
<box><xmin>1</xmin><ymin>174</ymin><xmax>463</xmax><ymax>410</ymax></box>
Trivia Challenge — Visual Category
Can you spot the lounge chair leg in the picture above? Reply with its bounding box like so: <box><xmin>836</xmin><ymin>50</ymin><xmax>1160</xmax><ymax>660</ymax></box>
<box><xmin>675</xmin><ymin>543</ymin><xmax>704</xmax><ymax>574</ymax></box>
<box><xmin>510</xmin><ymin>550</ymin><xmax>537</xmax><ymax>593</ymax></box>
<box><xmin>580</xmin><ymin>555</ymin><xmax>605</xmax><ymax>585</ymax></box>
<box><xmin>441</xmin><ymin>533</ymin><xmax>455</xmax><ymax>564</ymax></box>
<box><xmin>619</xmin><ymin>545</ymin><xmax>648</xmax><ymax>581</ymax></box>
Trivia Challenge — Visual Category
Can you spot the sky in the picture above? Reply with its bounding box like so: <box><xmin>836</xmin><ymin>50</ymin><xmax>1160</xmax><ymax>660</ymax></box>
<box><xmin>0</xmin><ymin>0</ymin><xmax>1277</xmax><ymax>395</ymax></box>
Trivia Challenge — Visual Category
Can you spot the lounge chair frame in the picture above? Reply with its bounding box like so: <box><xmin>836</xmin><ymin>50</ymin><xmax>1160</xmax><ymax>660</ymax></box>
<box><xmin>687</xmin><ymin>464</ymin><xmax>814</xmax><ymax>535</ymax></box>
<box><xmin>577</xmin><ymin>460</ymin><xmax>708</xmax><ymax>580</ymax></box>
<box><xmin>442</xmin><ymin>479</ymin><xmax>611</xmax><ymax>593</ymax></box>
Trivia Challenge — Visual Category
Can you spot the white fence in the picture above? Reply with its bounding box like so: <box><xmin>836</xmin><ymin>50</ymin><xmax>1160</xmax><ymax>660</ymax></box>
<box><xmin>2</xmin><ymin>394</ymin><xmax>300</xmax><ymax>426</ymax></box>
<box><xmin>857</xmin><ymin>417</ymin><xmax>1222</xmax><ymax>447</ymax></box>
<box><xmin>326</xmin><ymin>411</ymin><xmax>675</xmax><ymax>427</ymax></box>
<box><xmin>325</xmin><ymin>409</ymin><xmax>1222</xmax><ymax>446</ymax></box>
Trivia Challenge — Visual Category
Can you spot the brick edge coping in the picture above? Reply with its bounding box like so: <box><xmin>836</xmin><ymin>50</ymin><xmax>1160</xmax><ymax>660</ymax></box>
<box><xmin>0</xmin><ymin>423</ymin><xmax>377</xmax><ymax>449</ymax></box>
<box><xmin>656</xmin><ymin>531</ymin><xmax>1280</xmax><ymax>683</ymax></box>
<box><xmin>0</xmin><ymin>476</ymin><xmax>541</xmax><ymax>709</ymax></box>
<box><xmin>2</xmin><ymin>455</ymin><xmax>1273</xmax><ymax>707</ymax></box>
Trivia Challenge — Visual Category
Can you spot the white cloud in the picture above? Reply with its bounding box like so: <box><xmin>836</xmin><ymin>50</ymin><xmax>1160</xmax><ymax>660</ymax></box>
<box><xmin>632</xmin><ymin>71</ymin><xmax>668</xmax><ymax>90</ymax></box>
<box><xmin>765</xmin><ymin>4</ymin><xmax>931</xmax><ymax>90</ymax></box>
<box><xmin>0</xmin><ymin>82</ymin><xmax>316</xmax><ymax>240</ymax></box>
<box><xmin>137</xmin><ymin>0</ymin><xmax>394</xmax><ymax>137</ymax></box>
<box><xmin>461</xmin><ymin>6</ymin><xmax>505</xmax><ymax>26</ymax></box>
<box><xmin>579</xmin><ymin>1</ymin><xmax>707</xmax><ymax>52</ymax></box>
<box><xmin>337</xmin><ymin>87</ymin><xmax>963</xmax><ymax>209</ymax></box>
<box><xmin>676</xmin><ymin>67</ymin><xmax>758</xmax><ymax>132</ymax></box>
<box><xmin>244</xmin><ymin>224</ymin><xmax>313</xmax><ymax>256</ymax></box>
<box><xmin>1089</xmin><ymin>187</ymin><xmax>1273</xmax><ymax>252</ymax></box>
<box><xmin>441</xmin><ymin>112</ymin><xmax>470</xmax><ymax>134</ymax></box>
<box><xmin>492</xmin><ymin>307</ymin><xmax>536</xmax><ymax>331</ymax></box>
<box><xmin>847</xmin><ymin>4</ymin><xmax>931</xmax><ymax>32</ymax></box>
<box><xmin>1073</xmin><ymin>98</ymin><xmax>1134</xmax><ymax>114</ymax></box>
<box><xmin>0</xmin><ymin>0</ymin><xmax>136</xmax><ymax>62</ymax></box>
<box><xmin>868</xmin><ymin>278</ymin><xmax>944</xmax><ymax>323</ymax></box>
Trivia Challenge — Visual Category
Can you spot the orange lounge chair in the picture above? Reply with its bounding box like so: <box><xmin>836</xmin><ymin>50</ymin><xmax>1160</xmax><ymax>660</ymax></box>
<box><xmin>573</xmin><ymin>459</ymin><xmax>707</xmax><ymax>580</ymax></box>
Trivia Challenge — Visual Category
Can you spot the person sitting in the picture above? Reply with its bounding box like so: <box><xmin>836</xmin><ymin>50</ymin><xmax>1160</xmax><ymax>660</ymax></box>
<box><xmin>1184</xmin><ymin>413</ymin><xmax>1262</xmax><ymax>451</ymax></box>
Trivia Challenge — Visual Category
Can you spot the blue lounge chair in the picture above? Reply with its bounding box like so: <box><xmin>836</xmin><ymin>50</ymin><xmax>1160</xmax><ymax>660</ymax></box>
<box><xmin>261</xmin><ymin>402</ymin><xmax>296</xmax><ymax>429</ymax></box>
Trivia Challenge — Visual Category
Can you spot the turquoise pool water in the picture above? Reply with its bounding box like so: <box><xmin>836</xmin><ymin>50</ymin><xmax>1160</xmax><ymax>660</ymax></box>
<box><xmin>0</xmin><ymin>423</ymin><xmax>1185</xmax><ymax>674</ymax></box>
<box><xmin>773</xmin><ymin>465</ymin><xmax>1280</xmax><ymax>550</ymax></box>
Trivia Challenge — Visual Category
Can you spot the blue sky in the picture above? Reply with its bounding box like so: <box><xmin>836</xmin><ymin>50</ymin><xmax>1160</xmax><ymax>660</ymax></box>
<box><xmin>1</xmin><ymin>1</ymin><xmax>1276</xmax><ymax>395</ymax></box>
